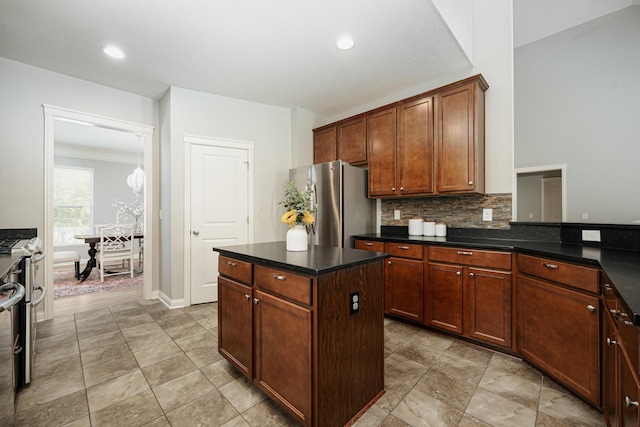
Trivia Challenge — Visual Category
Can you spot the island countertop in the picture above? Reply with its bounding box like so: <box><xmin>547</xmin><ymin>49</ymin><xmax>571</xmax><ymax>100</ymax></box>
<box><xmin>212</xmin><ymin>241</ymin><xmax>389</xmax><ymax>276</ymax></box>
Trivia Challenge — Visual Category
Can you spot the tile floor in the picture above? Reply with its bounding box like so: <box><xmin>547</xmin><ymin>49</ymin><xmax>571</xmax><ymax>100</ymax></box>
<box><xmin>11</xmin><ymin>297</ymin><xmax>605</xmax><ymax>427</ymax></box>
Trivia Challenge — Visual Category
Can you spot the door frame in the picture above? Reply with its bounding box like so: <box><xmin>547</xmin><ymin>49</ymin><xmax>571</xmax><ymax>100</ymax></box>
<box><xmin>182</xmin><ymin>134</ymin><xmax>254</xmax><ymax>306</ymax></box>
<box><xmin>43</xmin><ymin>105</ymin><xmax>155</xmax><ymax>320</ymax></box>
<box><xmin>513</xmin><ymin>163</ymin><xmax>567</xmax><ymax>222</ymax></box>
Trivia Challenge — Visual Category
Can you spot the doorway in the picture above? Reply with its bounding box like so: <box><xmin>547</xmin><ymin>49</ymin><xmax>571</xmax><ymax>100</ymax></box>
<box><xmin>43</xmin><ymin>105</ymin><xmax>154</xmax><ymax>321</ymax></box>
<box><xmin>514</xmin><ymin>164</ymin><xmax>566</xmax><ymax>222</ymax></box>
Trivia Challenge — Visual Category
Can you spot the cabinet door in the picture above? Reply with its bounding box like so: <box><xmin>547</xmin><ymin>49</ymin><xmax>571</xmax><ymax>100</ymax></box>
<box><xmin>436</xmin><ymin>82</ymin><xmax>483</xmax><ymax>194</ymax></box>
<box><xmin>337</xmin><ymin>117</ymin><xmax>367</xmax><ymax>165</ymax></box>
<box><xmin>385</xmin><ymin>257</ymin><xmax>424</xmax><ymax>322</ymax></box>
<box><xmin>519</xmin><ymin>276</ymin><xmax>600</xmax><ymax>404</ymax></box>
<box><xmin>313</xmin><ymin>126</ymin><xmax>337</xmax><ymax>164</ymax></box>
<box><xmin>466</xmin><ymin>268</ymin><xmax>512</xmax><ymax>349</ymax></box>
<box><xmin>620</xmin><ymin>349</ymin><xmax>640</xmax><ymax>427</ymax></box>
<box><xmin>426</xmin><ymin>262</ymin><xmax>463</xmax><ymax>334</ymax></box>
<box><xmin>218</xmin><ymin>276</ymin><xmax>253</xmax><ymax>378</ymax></box>
<box><xmin>603</xmin><ymin>312</ymin><xmax>620</xmax><ymax>427</ymax></box>
<box><xmin>397</xmin><ymin>96</ymin><xmax>434</xmax><ymax>196</ymax></box>
<box><xmin>367</xmin><ymin>107</ymin><xmax>397</xmax><ymax>197</ymax></box>
<box><xmin>254</xmin><ymin>290</ymin><xmax>312</xmax><ymax>425</ymax></box>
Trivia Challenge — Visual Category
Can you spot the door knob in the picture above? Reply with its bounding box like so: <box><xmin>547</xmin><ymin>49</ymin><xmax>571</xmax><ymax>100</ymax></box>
<box><xmin>193</xmin><ymin>230</ymin><xmax>200</xmax><ymax>236</ymax></box>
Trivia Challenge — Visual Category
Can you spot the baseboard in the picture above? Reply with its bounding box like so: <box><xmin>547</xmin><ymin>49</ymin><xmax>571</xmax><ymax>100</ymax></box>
<box><xmin>158</xmin><ymin>291</ymin><xmax>185</xmax><ymax>309</ymax></box>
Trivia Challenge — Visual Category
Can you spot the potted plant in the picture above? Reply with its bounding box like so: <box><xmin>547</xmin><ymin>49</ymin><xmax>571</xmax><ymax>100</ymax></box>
<box><xmin>279</xmin><ymin>179</ymin><xmax>315</xmax><ymax>251</ymax></box>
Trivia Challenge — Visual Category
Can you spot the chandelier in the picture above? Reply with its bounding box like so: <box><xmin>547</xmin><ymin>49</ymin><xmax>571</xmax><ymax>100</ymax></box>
<box><xmin>127</xmin><ymin>134</ymin><xmax>145</xmax><ymax>196</ymax></box>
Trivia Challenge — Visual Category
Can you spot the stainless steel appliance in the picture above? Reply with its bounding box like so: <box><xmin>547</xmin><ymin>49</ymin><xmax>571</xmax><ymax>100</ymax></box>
<box><xmin>289</xmin><ymin>160</ymin><xmax>375</xmax><ymax>248</ymax></box>
<box><xmin>0</xmin><ymin>282</ymin><xmax>25</xmax><ymax>423</ymax></box>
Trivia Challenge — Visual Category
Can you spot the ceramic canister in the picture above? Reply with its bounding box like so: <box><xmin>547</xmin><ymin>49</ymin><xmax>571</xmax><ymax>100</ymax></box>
<box><xmin>408</xmin><ymin>219</ymin><xmax>424</xmax><ymax>236</ymax></box>
<box><xmin>423</xmin><ymin>220</ymin><xmax>436</xmax><ymax>236</ymax></box>
<box><xmin>435</xmin><ymin>222</ymin><xmax>447</xmax><ymax>237</ymax></box>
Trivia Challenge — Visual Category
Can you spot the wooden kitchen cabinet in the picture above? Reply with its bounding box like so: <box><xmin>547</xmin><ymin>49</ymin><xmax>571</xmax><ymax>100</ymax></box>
<box><xmin>217</xmin><ymin>245</ymin><xmax>386</xmax><ymax>427</ymax></box>
<box><xmin>312</xmin><ymin>116</ymin><xmax>367</xmax><ymax>166</ymax></box>
<box><xmin>517</xmin><ymin>254</ymin><xmax>600</xmax><ymax>405</ymax></box>
<box><xmin>367</xmin><ymin>107</ymin><xmax>397</xmax><ymax>197</ymax></box>
<box><xmin>313</xmin><ymin>126</ymin><xmax>336</xmax><ymax>164</ymax></box>
<box><xmin>427</xmin><ymin>247</ymin><xmax>513</xmax><ymax>349</ymax></box>
<box><xmin>383</xmin><ymin>242</ymin><xmax>424</xmax><ymax>322</ymax></box>
<box><xmin>435</xmin><ymin>76</ymin><xmax>488</xmax><ymax>194</ymax></box>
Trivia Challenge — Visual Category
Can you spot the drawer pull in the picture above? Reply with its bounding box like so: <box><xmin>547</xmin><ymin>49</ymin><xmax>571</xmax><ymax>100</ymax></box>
<box><xmin>625</xmin><ymin>396</ymin><xmax>639</xmax><ymax>408</ymax></box>
<box><xmin>586</xmin><ymin>305</ymin><xmax>596</xmax><ymax>313</ymax></box>
<box><xmin>469</xmin><ymin>272</ymin><xmax>475</xmax><ymax>278</ymax></box>
<box><xmin>244</xmin><ymin>294</ymin><xmax>250</xmax><ymax>301</ymax></box>
<box><xmin>397</xmin><ymin>245</ymin><xmax>410</xmax><ymax>250</ymax></box>
<box><xmin>541</xmin><ymin>262</ymin><xmax>559</xmax><ymax>269</ymax></box>
<box><xmin>457</xmin><ymin>251</ymin><xmax>473</xmax><ymax>256</ymax></box>
<box><xmin>456</xmin><ymin>271</ymin><xmax>461</xmax><ymax>277</ymax></box>
<box><xmin>253</xmin><ymin>298</ymin><xmax>259</xmax><ymax>305</ymax></box>
<box><xmin>607</xmin><ymin>337</ymin><xmax>617</xmax><ymax>346</ymax></box>
<box><xmin>364</xmin><ymin>242</ymin><xmax>373</xmax><ymax>246</ymax></box>
<box><xmin>272</xmin><ymin>273</ymin><xmax>286</xmax><ymax>281</ymax></box>
<box><xmin>227</xmin><ymin>261</ymin><xmax>237</xmax><ymax>267</ymax></box>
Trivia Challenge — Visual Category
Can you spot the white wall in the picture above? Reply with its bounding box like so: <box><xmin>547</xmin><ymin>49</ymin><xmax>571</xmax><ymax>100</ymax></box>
<box><xmin>325</xmin><ymin>0</ymin><xmax>513</xmax><ymax>196</ymax></box>
<box><xmin>162</xmin><ymin>87</ymin><xmax>294</xmax><ymax>301</ymax></box>
<box><xmin>515</xmin><ymin>6</ymin><xmax>640</xmax><ymax>223</ymax></box>
<box><xmin>0</xmin><ymin>57</ymin><xmax>157</xmax><ymax>232</ymax></box>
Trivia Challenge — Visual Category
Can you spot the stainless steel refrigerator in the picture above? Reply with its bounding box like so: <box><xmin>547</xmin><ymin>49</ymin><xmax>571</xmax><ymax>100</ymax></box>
<box><xmin>289</xmin><ymin>160</ymin><xmax>375</xmax><ymax>248</ymax></box>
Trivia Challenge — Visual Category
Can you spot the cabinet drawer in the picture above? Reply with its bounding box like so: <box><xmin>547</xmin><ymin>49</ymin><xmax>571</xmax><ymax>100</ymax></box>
<box><xmin>429</xmin><ymin>246</ymin><xmax>511</xmax><ymax>270</ymax></box>
<box><xmin>254</xmin><ymin>265</ymin><xmax>312</xmax><ymax>306</ymax></box>
<box><xmin>517</xmin><ymin>254</ymin><xmax>599</xmax><ymax>293</ymax></box>
<box><xmin>384</xmin><ymin>242</ymin><xmax>423</xmax><ymax>259</ymax></box>
<box><xmin>355</xmin><ymin>240</ymin><xmax>385</xmax><ymax>252</ymax></box>
<box><xmin>219</xmin><ymin>256</ymin><xmax>252</xmax><ymax>285</ymax></box>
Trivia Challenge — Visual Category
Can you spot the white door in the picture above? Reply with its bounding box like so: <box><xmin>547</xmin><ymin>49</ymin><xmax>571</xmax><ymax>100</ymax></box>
<box><xmin>542</xmin><ymin>177</ymin><xmax>563</xmax><ymax>222</ymax></box>
<box><xmin>190</xmin><ymin>144</ymin><xmax>249</xmax><ymax>304</ymax></box>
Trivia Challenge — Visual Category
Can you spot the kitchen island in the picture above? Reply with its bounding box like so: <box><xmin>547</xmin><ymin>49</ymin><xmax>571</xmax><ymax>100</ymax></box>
<box><xmin>213</xmin><ymin>242</ymin><xmax>389</xmax><ymax>427</ymax></box>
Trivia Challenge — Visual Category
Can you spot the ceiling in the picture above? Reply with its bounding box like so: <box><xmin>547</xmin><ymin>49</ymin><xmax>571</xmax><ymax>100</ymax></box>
<box><xmin>1</xmin><ymin>0</ymin><xmax>636</xmax><ymax>155</ymax></box>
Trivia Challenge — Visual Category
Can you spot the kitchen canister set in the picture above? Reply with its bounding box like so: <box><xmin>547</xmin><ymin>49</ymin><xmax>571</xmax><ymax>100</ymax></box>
<box><xmin>408</xmin><ymin>219</ymin><xmax>447</xmax><ymax>237</ymax></box>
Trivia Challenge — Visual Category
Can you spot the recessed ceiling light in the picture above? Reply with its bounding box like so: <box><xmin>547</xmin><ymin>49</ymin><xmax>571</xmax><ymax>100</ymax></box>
<box><xmin>336</xmin><ymin>36</ymin><xmax>355</xmax><ymax>50</ymax></box>
<box><xmin>101</xmin><ymin>45</ymin><xmax>125</xmax><ymax>59</ymax></box>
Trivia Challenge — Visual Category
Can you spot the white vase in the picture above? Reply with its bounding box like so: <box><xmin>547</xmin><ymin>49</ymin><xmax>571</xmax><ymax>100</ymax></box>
<box><xmin>286</xmin><ymin>225</ymin><xmax>308</xmax><ymax>251</ymax></box>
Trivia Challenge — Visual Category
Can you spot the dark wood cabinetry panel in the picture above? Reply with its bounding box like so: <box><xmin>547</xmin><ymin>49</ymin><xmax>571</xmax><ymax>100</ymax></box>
<box><xmin>337</xmin><ymin>117</ymin><xmax>367</xmax><ymax>165</ymax></box>
<box><xmin>426</xmin><ymin>262</ymin><xmax>464</xmax><ymax>333</ymax></box>
<box><xmin>603</xmin><ymin>311</ymin><xmax>620</xmax><ymax>427</ymax></box>
<box><xmin>385</xmin><ymin>257</ymin><xmax>424</xmax><ymax>322</ymax></box>
<box><xmin>218</xmin><ymin>276</ymin><xmax>253</xmax><ymax>378</ymax></box>
<box><xmin>518</xmin><ymin>275</ymin><xmax>600</xmax><ymax>404</ymax></box>
<box><xmin>466</xmin><ymin>267</ymin><xmax>512</xmax><ymax>348</ymax></box>
<box><xmin>367</xmin><ymin>108</ymin><xmax>397</xmax><ymax>197</ymax></box>
<box><xmin>313</xmin><ymin>126</ymin><xmax>336</xmax><ymax>164</ymax></box>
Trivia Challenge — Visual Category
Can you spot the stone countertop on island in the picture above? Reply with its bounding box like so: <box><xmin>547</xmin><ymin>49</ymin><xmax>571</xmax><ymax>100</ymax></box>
<box><xmin>213</xmin><ymin>241</ymin><xmax>389</xmax><ymax>276</ymax></box>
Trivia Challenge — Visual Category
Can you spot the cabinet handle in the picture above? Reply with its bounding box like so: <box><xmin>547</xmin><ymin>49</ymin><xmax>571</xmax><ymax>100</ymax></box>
<box><xmin>541</xmin><ymin>262</ymin><xmax>559</xmax><ymax>270</ymax></box>
<box><xmin>469</xmin><ymin>272</ymin><xmax>475</xmax><ymax>278</ymax></box>
<box><xmin>457</xmin><ymin>251</ymin><xmax>473</xmax><ymax>256</ymax></box>
<box><xmin>364</xmin><ymin>242</ymin><xmax>373</xmax><ymax>246</ymax></box>
<box><xmin>388</xmin><ymin>260</ymin><xmax>392</xmax><ymax>265</ymax></box>
<box><xmin>468</xmin><ymin>181</ymin><xmax>473</xmax><ymax>185</ymax></box>
<box><xmin>400</xmin><ymin>187</ymin><xmax>404</xmax><ymax>191</ymax></box>
<box><xmin>587</xmin><ymin>305</ymin><xmax>596</xmax><ymax>313</ymax></box>
<box><xmin>607</xmin><ymin>337</ymin><xmax>617</xmax><ymax>346</ymax></box>
<box><xmin>397</xmin><ymin>245</ymin><xmax>410</xmax><ymax>250</ymax></box>
<box><xmin>272</xmin><ymin>273</ymin><xmax>286</xmax><ymax>281</ymax></box>
<box><xmin>244</xmin><ymin>294</ymin><xmax>250</xmax><ymax>301</ymax></box>
<box><xmin>603</xmin><ymin>283</ymin><xmax>612</xmax><ymax>291</ymax></box>
<box><xmin>625</xmin><ymin>396</ymin><xmax>639</xmax><ymax>408</ymax></box>
<box><xmin>614</xmin><ymin>311</ymin><xmax>634</xmax><ymax>326</ymax></box>
<box><xmin>391</xmin><ymin>187</ymin><xmax>396</xmax><ymax>191</ymax></box>
<box><xmin>227</xmin><ymin>261</ymin><xmax>237</xmax><ymax>267</ymax></box>
<box><xmin>456</xmin><ymin>271</ymin><xmax>461</xmax><ymax>277</ymax></box>
<box><xmin>253</xmin><ymin>298</ymin><xmax>259</xmax><ymax>305</ymax></box>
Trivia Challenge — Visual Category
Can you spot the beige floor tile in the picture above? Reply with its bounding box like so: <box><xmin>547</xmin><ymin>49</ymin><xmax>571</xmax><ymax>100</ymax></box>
<box><xmin>218</xmin><ymin>376</ymin><xmax>267</xmax><ymax>413</ymax></box>
<box><xmin>89</xmin><ymin>389</ymin><xmax>163</xmax><ymax>427</ymax></box>
<box><xmin>413</xmin><ymin>368</ymin><xmax>477</xmax><ymax>413</ymax></box>
<box><xmin>31</xmin><ymin>352</ymin><xmax>82</xmax><ymax>383</ymax></box>
<box><xmin>394</xmin><ymin>332</ymin><xmax>453</xmax><ymax>367</ymax></box>
<box><xmin>465</xmin><ymin>388</ymin><xmax>537</xmax><ymax>427</ymax></box>
<box><xmin>114</xmin><ymin>311</ymin><xmax>156</xmax><ymax>329</ymax></box>
<box><xmin>14</xmin><ymin>390</ymin><xmax>88</xmax><ymax>427</ymax></box>
<box><xmin>165</xmin><ymin>390</ymin><xmax>239</xmax><ymax>427</ymax></box>
<box><xmin>33</xmin><ymin>340</ymin><xmax>79</xmax><ymax>366</ymax></box>
<box><xmin>80</xmin><ymin>341</ymin><xmax>133</xmax><ymax>368</ymax></box>
<box><xmin>173</xmin><ymin>329</ymin><xmax>216</xmax><ymax>352</ymax></box>
<box><xmin>240</xmin><ymin>398</ymin><xmax>300</xmax><ymax>427</ymax></box>
<box><xmin>78</xmin><ymin>329</ymin><xmax>125</xmax><ymax>353</ymax></box>
<box><xmin>133</xmin><ymin>340</ymin><xmax>183</xmax><ymax>368</ymax></box>
<box><xmin>83</xmin><ymin>349</ymin><xmax>139</xmax><ymax>387</ymax></box>
<box><xmin>16</xmin><ymin>368</ymin><xmax>85</xmax><ymax>413</ymax></box>
<box><xmin>162</xmin><ymin>319</ymin><xmax>206</xmax><ymax>340</ymax></box>
<box><xmin>201</xmin><ymin>359</ymin><xmax>244</xmax><ymax>388</ymax></box>
<box><xmin>537</xmin><ymin>387</ymin><xmax>605</xmax><ymax>426</ymax></box>
<box><xmin>141</xmin><ymin>353</ymin><xmax>198</xmax><ymax>387</ymax></box>
<box><xmin>186</xmin><ymin>344</ymin><xmax>223</xmax><ymax>368</ymax></box>
<box><xmin>478</xmin><ymin>354</ymin><xmax>542</xmax><ymax>410</ymax></box>
<box><xmin>392</xmin><ymin>388</ymin><xmax>464</xmax><ymax>427</ymax></box>
<box><xmin>36</xmin><ymin>317</ymin><xmax>77</xmax><ymax>338</ymax></box>
<box><xmin>152</xmin><ymin>370</ymin><xmax>215</xmax><ymax>413</ymax></box>
<box><xmin>125</xmin><ymin>328</ymin><xmax>173</xmax><ymax>353</ymax></box>
<box><xmin>86</xmin><ymin>369</ymin><xmax>150</xmax><ymax>413</ymax></box>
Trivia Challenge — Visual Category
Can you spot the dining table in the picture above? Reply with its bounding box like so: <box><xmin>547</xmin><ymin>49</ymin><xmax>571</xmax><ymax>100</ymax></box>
<box><xmin>73</xmin><ymin>232</ymin><xmax>144</xmax><ymax>282</ymax></box>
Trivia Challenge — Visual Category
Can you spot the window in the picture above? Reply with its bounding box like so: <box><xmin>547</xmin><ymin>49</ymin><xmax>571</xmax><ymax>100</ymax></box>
<box><xmin>53</xmin><ymin>166</ymin><xmax>94</xmax><ymax>245</ymax></box>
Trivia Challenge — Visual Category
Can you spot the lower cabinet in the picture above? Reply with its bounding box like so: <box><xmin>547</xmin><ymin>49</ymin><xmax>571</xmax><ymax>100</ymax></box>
<box><xmin>517</xmin><ymin>254</ymin><xmax>601</xmax><ymax>405</ymax></box>
<box><xmin>217</xmin><ymin>253</ymin><xmax>385</xmax><ymax>427</ymax></box>
<box><xmin>383</xmin><ymin>242</ymin><xmax>424</xmax><ymax>322</ymax></box>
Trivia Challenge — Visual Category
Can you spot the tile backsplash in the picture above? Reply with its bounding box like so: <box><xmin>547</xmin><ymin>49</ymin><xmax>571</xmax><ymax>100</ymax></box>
<box><xmin>381</xmin><ymin>193</ymin><xmax>512</xmax><ymax>229</ymax></box>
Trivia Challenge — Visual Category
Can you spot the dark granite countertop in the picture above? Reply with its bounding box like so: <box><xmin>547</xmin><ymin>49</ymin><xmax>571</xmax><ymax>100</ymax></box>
<box><xmin>213</xmin><ymin>241</ymin><xmax>389</xmax><ymax>276</ymax></box>
<box><xmin>355</xmin><ymin>233</ymin><xmax>640</xmax><ymax>326</ymax></box>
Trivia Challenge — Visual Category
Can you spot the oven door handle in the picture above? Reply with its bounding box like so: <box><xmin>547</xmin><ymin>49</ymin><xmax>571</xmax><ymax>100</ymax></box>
<box><xmin>0</xmin><ymin>282</ymin><xmax>25</xmax><ymax>313</ymax></box>
<box><xmin>31</xmin><ymin>284</ymin><xmax>46</xmax><ymax>306</ymax></box>
<box><xmin>31</xmin><ymin>252</ymin><xmax>46</xmax><ymax>264</ymax></box>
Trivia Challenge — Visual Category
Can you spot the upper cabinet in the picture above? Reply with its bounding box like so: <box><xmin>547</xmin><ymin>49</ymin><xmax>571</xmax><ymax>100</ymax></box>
<box><xmin>313</xmin><ymin>74</ymin><xmax>488</xmax><ymax>198</ymax></box>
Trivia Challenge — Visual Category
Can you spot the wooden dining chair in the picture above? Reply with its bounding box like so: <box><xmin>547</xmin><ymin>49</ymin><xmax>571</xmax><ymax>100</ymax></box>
<box><xmin>97</xmin><ymin>224</ymin><xmax>135</xmax><ymax>282</ymax></box>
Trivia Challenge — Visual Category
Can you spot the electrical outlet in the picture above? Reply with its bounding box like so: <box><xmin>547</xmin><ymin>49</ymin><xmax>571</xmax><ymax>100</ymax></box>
<box><xmin>350</xmin><ymin>291</ymin><xmax>360</xmax><ymax>314</ymax></box>
<box><xmin>582</xmin><ymin>213</ymin><xmax>589</xmax><ymax>220</ymax></box>
<box><xmin>582</xmin><ymin>230</ymin><xmax>601</xmax><ymax>242</ymax></box>
<box><xmin>482</xmin><ymin>208</ymin><xmax>493</xmax><ymax>221</ymax></box>
<box><xmin>394</xmin><ymin>210</ymin><xmax>401</xmax><ymax>220</ymax></box>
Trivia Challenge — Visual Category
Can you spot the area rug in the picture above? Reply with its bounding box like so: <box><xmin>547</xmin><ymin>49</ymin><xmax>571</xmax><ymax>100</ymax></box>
<box><xmin>53</xmin><ymin>269</ymin><xmax>143</xmax><ymax>299</ymax></box>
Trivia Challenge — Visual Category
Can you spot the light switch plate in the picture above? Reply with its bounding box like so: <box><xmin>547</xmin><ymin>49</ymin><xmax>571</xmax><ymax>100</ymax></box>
<box><xmin>482</xmin><ymin>208</ymin><xmax>493</xmax><ymax>221</ymax></box>
<box><xmin>582</xmin><ymin>230</ymin><xmax>601</xmax><ymax>242</ymax></box>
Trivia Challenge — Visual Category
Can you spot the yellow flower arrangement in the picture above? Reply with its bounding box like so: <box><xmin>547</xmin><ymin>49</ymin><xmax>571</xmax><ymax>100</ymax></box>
<box><xmin>279</xmin><ymin>179</ymin><xmax>315</xmax><ymax>228</ymax></box>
